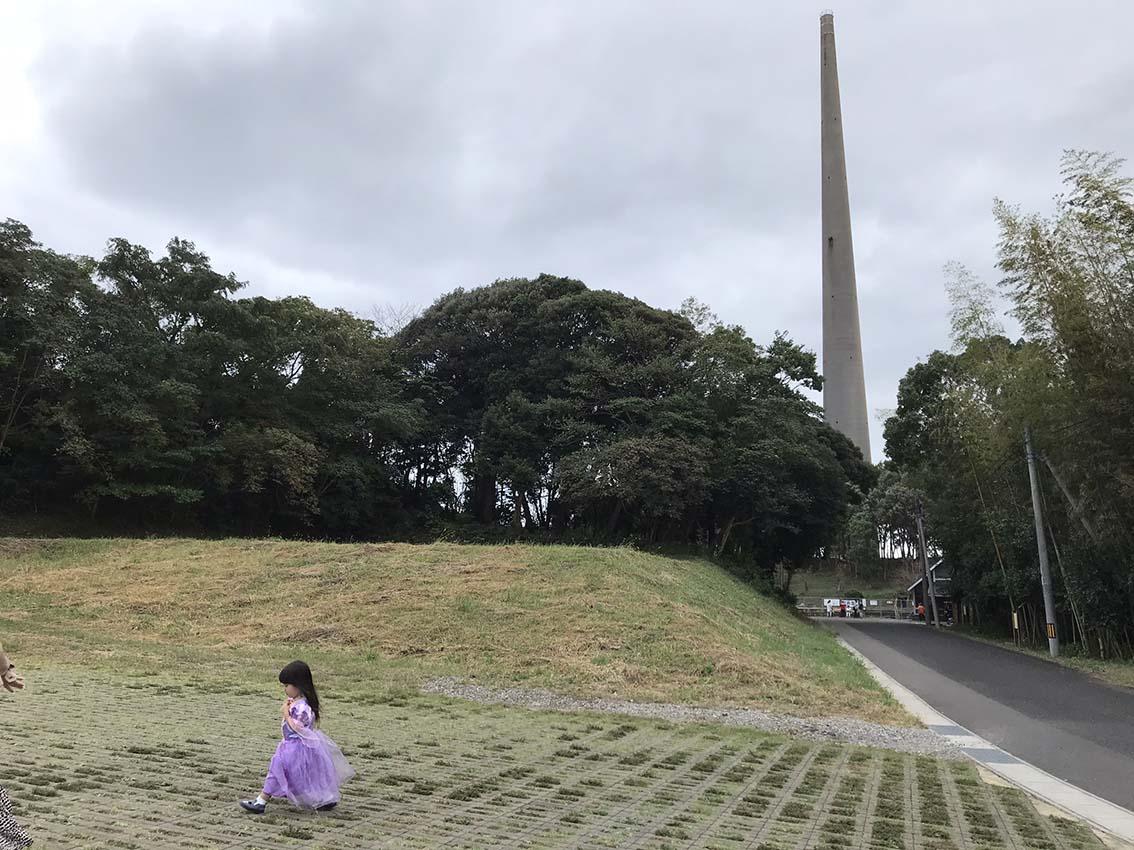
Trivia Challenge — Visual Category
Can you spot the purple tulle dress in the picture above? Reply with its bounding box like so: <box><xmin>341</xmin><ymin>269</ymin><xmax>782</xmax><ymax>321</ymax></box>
<box><xmin>262</xmin><ymin>698</ymin><xmax>354</xmax><ymax>809</ymax></box>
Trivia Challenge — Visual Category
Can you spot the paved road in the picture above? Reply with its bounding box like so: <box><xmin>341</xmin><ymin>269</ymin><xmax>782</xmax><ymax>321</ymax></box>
<box><xmin>830</xmin><ymin>620</ymin><xmax>1134</xmax><ymax>810</ymax></box>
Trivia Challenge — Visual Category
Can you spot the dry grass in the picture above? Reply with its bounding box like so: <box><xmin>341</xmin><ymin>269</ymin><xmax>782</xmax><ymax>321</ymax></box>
<box><xmin>0</xmin><ymin>537</ymin><xmax>910</xmax><ymax>724</ymax></box>
<box><xmin>1063</xmin><ymin>656</ymin><xmax>1134</xmax><ymax>690</ymax></box>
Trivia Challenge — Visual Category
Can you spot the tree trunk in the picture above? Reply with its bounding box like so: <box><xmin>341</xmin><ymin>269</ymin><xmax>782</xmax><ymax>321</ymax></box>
<box><xmin>606</xmin><ymin>500</ymin><xmax>622</xmax><ymax>537</ymax></box>
<box><xmin>716</xmin><ymin>515</ymin><xmax>736</xmax><ymax>557</ymax></box>
<box><xmin>549</xmin><ymin>497</ymin><xmax>569</xmax><ymax>531</ymax></box>
<box><xmin>1042</xmin><ymin>489</ymin><xmax>1088</xmax><ymax>648</ymax></box>
<box><xmin>0</xmin><ymin>348</ymin><xmax>31</xmax><ymax>456</ymax></box>
<box><xmin>783</xmin><ymin>563</ymin><xmax>797</xmax><ymax>592</ymax></box>
<box><xmin>966</xmin><ymin>448</ymin><xmax>1018</xmax><ymax>612</ymax></box>
<box><xmin>1041</xmin><ymin>454</ymin><xmax>1103</xmax><ymax>547</ymax></box>
<box><xmin>470</xmin><ymin>473</ymin><xmax>496</xmax><ymax>524</ymax></box>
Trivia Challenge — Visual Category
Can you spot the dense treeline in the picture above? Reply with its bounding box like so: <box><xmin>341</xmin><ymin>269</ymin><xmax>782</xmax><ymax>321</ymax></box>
<box><xmin>875</xmin><ymin>151</ymin><xmax>1134</xmax><ymax>657</ymax></box>
<box><xmin>0</xmin><ymin>219</ymin><xmax>871</xmax><ymax>576</ymax></box>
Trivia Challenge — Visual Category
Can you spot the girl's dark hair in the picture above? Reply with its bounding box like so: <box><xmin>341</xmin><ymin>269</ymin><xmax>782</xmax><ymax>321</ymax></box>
<box><xmin>279</xmin><ymin>660</ymin><xmax>321</xmax><ymax>722</ymax></box>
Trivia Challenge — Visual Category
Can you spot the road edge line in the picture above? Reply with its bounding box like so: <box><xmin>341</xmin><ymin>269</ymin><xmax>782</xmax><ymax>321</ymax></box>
<box><xmin>836</xmin><ymin>634</ymin><xmax>1134</xmax><ymax>846</ymax></box>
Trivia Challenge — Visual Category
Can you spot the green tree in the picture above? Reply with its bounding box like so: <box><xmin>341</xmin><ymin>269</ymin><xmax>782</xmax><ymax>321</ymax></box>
<box><xmin>0</xmin><ymin>220</ymin><xmax>95</xmax><ymax>507</ymax></box>
<box><xmin>2</xmin><ymin>221</ymin><xmax>873</xmax><ymax>580</ymax></box>
<box><xmin>885</xmin><ymin>152</ymin><xmax>1134</xmax><ymax>654</ymax></box>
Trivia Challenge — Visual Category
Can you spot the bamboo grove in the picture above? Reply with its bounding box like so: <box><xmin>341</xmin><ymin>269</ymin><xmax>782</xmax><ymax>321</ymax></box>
<box><xmin>876</xmin><ymin>151</ymin><xmax>1134</xmax><ymax>658</ymax></box>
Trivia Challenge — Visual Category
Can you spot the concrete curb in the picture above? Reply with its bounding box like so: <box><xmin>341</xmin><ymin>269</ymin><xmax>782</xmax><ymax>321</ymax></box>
<box><xmin>837</xmin><ymin>635</ymin><xmax>1134</xmax><ymax>846</ymax></box>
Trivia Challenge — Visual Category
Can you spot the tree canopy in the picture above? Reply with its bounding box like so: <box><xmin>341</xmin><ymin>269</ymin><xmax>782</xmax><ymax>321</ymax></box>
<box><xmin>1</xmin><ymin>223</ymin><xmax>866</xmax><ymax>580</ymax></box>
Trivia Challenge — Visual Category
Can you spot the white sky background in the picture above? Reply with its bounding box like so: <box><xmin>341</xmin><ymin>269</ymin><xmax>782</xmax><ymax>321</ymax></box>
<box><xmin>3</xmin><ymin>1</ymin><xmax>1133</xmax><ymax>460</ymax></box>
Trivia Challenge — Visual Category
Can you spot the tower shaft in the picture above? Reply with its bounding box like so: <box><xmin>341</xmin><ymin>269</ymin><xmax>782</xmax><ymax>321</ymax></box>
<box><xmin>820</xmin><ymin>12</ymin><xmax>871</xmax><ymax>459</ymax></box>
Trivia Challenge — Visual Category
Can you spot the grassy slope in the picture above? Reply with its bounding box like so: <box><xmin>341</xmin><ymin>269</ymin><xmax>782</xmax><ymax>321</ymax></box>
<box><xmin>791</xmin><ymin>566</ymin><xmax>911</xmax><ymax>600</ymax></box>
<box><xmin>0</xmin><ymin>538</ymin><xmax>907</xmax><ymax>724</ymax></box>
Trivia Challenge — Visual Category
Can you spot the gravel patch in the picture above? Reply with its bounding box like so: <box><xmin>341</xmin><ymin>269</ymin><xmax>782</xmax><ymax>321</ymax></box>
<box><xmin>422</xmin><ymin>677</ymin><xmax>961</xmax><ymax>757</ymax></box>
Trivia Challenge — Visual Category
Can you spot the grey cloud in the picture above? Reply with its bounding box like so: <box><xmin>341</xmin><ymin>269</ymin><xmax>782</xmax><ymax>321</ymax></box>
<box><xmin>16</xmin><ymin>0</ymin><xmax>1134</xmax><ymax>456</ymax></box>
<box><xmin>33</xmin><ymin>4</ymin><xmax>819</xmax><ymax>271</ymax></box>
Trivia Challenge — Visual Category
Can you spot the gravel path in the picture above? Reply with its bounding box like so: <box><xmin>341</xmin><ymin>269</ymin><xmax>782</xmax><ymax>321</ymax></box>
<box><xmin>422</xmin><ymin>677</ymin><xmax>961</xmax><ymax>757</ymax></box>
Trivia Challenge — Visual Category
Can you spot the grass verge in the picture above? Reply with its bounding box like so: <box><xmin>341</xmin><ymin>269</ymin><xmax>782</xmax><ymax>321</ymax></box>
<box><xmin>955</xmin><ymin>627</ymin><xmax>1134</xmax><ymax>691</ymax></box>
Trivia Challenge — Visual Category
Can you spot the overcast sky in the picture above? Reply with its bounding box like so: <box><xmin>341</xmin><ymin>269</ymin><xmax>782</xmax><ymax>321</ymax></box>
<box><xmin>3</xmin><ymin>1</ymin><xmax>1133</xmax><ymax>459</ymax></box>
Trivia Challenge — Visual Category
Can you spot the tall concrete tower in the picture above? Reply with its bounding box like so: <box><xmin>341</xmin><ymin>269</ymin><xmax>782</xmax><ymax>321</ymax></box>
<box><xmin>820</xmin><ymin>12</ymin><xmax>871</xmax><ymax>459</ymax></box>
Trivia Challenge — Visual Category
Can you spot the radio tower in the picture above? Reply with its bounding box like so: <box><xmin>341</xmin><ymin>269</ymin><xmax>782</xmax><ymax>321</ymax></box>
<box><xmin>820</xmin><ymin>11</ymin><xmax>871</xmax><ymax>459</ymax></box>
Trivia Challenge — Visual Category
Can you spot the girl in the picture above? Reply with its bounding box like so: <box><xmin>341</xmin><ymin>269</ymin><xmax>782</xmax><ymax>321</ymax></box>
<box><xmin>240</xmin><ymin>661</ymin><xmax>354</xmax><ymax>814</ymax></box>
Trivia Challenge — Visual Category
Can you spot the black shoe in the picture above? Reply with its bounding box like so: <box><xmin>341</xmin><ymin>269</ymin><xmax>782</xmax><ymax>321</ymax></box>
<box><xmin>240</xmin><ymin>799</ymin><xmax>266</xmax><ymax>815</ymax></box>
<box><xmin>317</xmin><ymin>802</ymin><xmax>337</xmax><ymax>812</ymax></box>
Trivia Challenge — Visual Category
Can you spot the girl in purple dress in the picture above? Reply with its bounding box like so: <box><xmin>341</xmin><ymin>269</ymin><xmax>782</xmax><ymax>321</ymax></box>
<box><xmin>240</xmin><ymin>661</ymin><xmax>354</xmax><ymax>814</ymax></box>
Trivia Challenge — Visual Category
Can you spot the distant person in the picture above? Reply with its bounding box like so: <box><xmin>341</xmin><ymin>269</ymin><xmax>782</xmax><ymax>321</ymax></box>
<box><xmin>240</xmin><ymin>661</ymin><xmax>355</xmax><ymax>815</ymax></box>
<box><xmin>839</xmin><ymin>601</ymin><xmax>846</xmax><ymax>618</ymax></box>
<box><xmin>1</xmin><ymin>643</ymin><xmax>32</xmax><ymax>850</ymax></box>
<box><xmin>916</xmin><ymin>603</ymin><xmax>926</xmax><ymax>622</ymax></box>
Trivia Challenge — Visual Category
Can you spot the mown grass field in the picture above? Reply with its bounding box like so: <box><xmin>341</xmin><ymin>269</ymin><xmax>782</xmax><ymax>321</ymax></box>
<box><xmin>0</xmin><ymin>538</ymin><xmax>906</xmax><ymax>722</ymax></box>
<box><xmin>3</xmin><ymin>666</ymin><xmax>1106</xmax><ymax>850</ymax></box>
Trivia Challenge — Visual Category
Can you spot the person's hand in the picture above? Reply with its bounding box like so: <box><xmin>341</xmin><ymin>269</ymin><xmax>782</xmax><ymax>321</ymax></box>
<box><xmin>281</xmin><ymin>697</ymin><xmax>293</xmax><ymax>718</ymax></box>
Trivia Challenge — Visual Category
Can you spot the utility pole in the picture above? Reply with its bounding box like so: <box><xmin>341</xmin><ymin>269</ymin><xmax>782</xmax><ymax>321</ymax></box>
<box><xmin>1024</xmin><ymin>427</ymin><xmax>1060</xmax><ymax>657</ymax></box>
<box><xmin>915</xmin><ymin>498</ymin><xmax>939</xmax><ymax>627</ymax></box>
